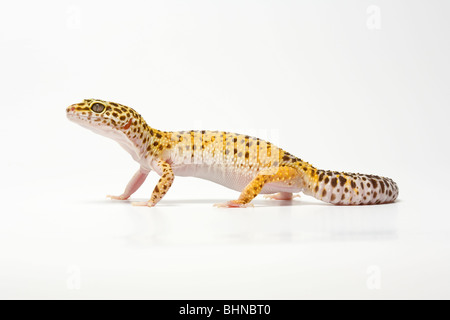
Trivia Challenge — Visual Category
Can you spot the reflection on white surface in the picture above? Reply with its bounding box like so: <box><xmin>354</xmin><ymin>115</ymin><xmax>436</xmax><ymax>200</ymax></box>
<box><xmin>3</xmin><ymin>177</ymin><xmax>448</xmax><ymax>299</ymax></box>
<box><xmin>124</xmin><ymin>199</ymin><xmax>398</xmax><ymax>246</ymax></box>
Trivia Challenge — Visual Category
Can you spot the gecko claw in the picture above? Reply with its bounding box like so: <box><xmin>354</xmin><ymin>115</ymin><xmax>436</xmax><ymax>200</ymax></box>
<box><xmin>214</xmin><ymin>201</ymin><xmax>254</xmax><ymax>208</ymax></box>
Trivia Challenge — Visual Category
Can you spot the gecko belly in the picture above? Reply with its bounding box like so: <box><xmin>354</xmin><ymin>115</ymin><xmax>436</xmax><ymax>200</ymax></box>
<box><xmin>171</xmin><ymin>163</ymin><xmax>303</xmax><ymax>194</ymax></box>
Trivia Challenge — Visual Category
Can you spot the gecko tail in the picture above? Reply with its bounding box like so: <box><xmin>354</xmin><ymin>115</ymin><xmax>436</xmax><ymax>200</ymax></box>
<box><xmin>304</xmin><ymin>170</ymin><xmax>399</xmax><ymax>205</ymax></box>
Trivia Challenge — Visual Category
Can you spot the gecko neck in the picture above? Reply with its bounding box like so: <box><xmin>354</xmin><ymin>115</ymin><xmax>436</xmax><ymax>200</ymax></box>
<box><xmin>119</xmin><ymin>122</ymin><xmax>165</xmax><ymax>167</ymax></box>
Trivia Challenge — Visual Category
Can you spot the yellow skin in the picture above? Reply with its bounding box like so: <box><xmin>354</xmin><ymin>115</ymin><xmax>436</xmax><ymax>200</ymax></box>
<box><xmin>67</xmin><ymin>99</ymin><xmax>399</xmax><ymax>208</ymax></box>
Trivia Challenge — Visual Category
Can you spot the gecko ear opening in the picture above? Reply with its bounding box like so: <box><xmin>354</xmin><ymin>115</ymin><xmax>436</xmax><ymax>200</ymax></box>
<box><xmin>91</xmin><ymin>103</ymin><xmax>105</xmax><ymax>113</ymax></box>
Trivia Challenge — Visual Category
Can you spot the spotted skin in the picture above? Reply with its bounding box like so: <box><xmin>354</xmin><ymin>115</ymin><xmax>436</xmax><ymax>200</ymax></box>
<box><xmin>136</xmin><ymin>159</ymin><xmax>175</xmax><ymax>207</ymax></box>
<box><xmin>67</xmin><ymin>99</ymin><xmax>399</xmax><ymax>207</ymax></box>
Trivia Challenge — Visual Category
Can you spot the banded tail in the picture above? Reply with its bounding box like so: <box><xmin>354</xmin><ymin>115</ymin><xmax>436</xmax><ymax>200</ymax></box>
<box><xmin>303</xmin><ymin>170</ymin><xmax>399</xmax><ymax>205</ymax></box>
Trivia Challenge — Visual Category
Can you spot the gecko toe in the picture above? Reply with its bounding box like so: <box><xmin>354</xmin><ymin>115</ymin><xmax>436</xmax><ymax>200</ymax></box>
<box><xmin>107</xmin><ymin>195</ymin><xmax>129</xmax><ymax>200</ymax></box>
<box><xmin>213</xmin><ymin>201</ymin><xmax>254</xmax><ymax>208</ymax></box>
<box><xmin>263</xmin><ymin>192</ymin><xmax>301</xmax><ymax>201</ymax></box>
<box><xmin>131</xmin><ymin>201</ymin><xmax>155</xmax><ymax>207</ymax></box>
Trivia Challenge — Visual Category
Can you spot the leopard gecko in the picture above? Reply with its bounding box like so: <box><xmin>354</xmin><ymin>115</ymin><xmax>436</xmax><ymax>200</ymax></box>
<box><xmin>66</xmin><ymin>99</ymin><xmax>399</xmax><ymax>208</ymax></box>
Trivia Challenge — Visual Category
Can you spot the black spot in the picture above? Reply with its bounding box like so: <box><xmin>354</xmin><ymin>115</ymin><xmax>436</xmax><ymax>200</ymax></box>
<box><xmin>351</xmin><ymin>180</ymin><xmax>356</xmax><ymax>189</ymax></box>
<box><xmin>338</xmin><ymin>176</ymin><xmax>347</xmax><ymax>187</ymax></box>
<box><xmin>331</xmin><ymin>177</ymin><xmax>337</xmax><ymax>187</ymax></box>
<box><xmin>379</xmin><ymin>181</ymin><xmax>385</xmax><ymax>193</ymax></box>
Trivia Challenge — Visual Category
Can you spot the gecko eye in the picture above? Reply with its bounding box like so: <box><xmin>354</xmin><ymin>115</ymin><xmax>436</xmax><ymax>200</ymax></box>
<box><xmin>91</xmin><ymin>103</ymin><xmax>105</xmax><ymax>113</ymax></box>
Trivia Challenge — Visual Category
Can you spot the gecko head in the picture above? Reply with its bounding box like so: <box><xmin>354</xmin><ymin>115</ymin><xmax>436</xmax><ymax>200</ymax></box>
<box><xmin>66</xmin><ymin>99</ymin><xmax>141</xmax><ymax>136</ymax></box>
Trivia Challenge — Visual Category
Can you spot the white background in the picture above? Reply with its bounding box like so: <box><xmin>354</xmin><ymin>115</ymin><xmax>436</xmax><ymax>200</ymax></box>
<box><xmin>1</xmin><ymin>0</ymin><xmax>449</xmax><ymax>299</ymax></box>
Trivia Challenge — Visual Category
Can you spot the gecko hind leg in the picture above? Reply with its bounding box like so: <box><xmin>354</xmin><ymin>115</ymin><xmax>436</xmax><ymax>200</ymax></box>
<box><xmin>263</xmin><ymin>192</ymin><xmax>301</xmax><ymax>201</ymax></box>
<box><xmin>214</xmin><ymin>166</ymin><xmax>301</xmax><ymax>208</ymax></box>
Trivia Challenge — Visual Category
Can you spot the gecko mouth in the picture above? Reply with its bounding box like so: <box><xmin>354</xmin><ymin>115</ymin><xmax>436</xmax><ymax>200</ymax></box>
<box><xmin>66</xmin><ymin>113</ymin><xmax>103</xmax><ymax>125</ymax></box>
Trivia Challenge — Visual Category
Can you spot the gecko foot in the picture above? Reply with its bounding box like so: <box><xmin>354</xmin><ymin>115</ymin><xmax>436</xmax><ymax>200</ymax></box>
<box><xmin>131</xmin><ymin>201</ymin><xmax>156</xmax><ymax>207</ymax></box>
<box><xmin>213</xmin><ymin>200</ymin><xmax>254</xmax><ymax>208</ymax></box>
<box><xmin>107</xmin><ymin>194</ymin><xmax>129</xmax><ymax>200</ymax></box>
<box><xmin>263</xmin><ymin>192</ymin><xmax>300</xmax><ymax>201</ymax></box>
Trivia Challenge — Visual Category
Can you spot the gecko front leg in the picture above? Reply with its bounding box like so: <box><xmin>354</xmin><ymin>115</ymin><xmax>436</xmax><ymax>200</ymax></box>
<box><xmin>107</xmin><ymin>167</ymin><xmax>150</xmax><ymax>200</ymax></box>
<box><xmin>132</xmin><ymin>159</ymin><xmax>174</xmax><ymax>207</ymax></box>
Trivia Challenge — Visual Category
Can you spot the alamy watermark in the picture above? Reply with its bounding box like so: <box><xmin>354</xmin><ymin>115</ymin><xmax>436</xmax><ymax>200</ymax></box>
<box><xmin>66</xmin><ymin>5</ymin><xmax>82</xmax><ymax>30</ymax></box>
<box><xmin>367</xmin><ymin>5</ymin><xmax>381</xmax><ymax>30</ymax></box>
<box><xmin>366</xmin><ymin>265</ymin><xmax>381</xmax><ymax>290</ymax></box>
<box><xmin>67</xmin><ymin>265</ymin><xmax>81</xmax><ymax>290</ymax></box>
